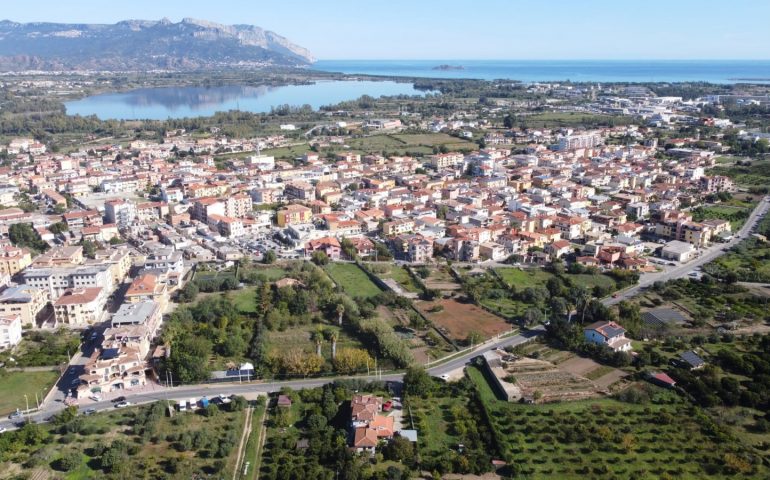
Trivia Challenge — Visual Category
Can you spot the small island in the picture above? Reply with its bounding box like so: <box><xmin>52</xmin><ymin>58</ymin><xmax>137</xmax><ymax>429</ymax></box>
<box><xmin>432</xmin><ymin>64</ymin><xmax>465</xmax><ymax>71</ymax></box>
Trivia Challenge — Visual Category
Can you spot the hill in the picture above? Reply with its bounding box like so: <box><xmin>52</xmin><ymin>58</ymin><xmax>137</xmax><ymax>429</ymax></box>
<box><xmin>0</xmin><ymin>17</ymin><xmax>316</xmax><ymax>71</ymax></box>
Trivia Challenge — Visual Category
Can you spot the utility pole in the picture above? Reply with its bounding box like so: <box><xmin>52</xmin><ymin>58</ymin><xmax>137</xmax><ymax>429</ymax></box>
<box><xmin>24</xmin><ymin>394</ymin><xmax>29</xmax><ymax>423</ymax></box>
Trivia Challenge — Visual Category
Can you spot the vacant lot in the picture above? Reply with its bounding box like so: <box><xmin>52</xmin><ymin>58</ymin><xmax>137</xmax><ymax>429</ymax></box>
<box><xmin>423</xmin><ymin>266</ymin><xmax>462</xmax><ymax>292</ymax></box>
<box><xmin>265</xmin><ymin>324</ymin><xmax>365</xmax><ymax>364</ymax></box>
<box><xmin>495</xmin><ymin>267</ymin><xmax>552</xmax><ymax>287</ymax></box>
<box><xmin>416</xmin><ymin>298</ymin><xmax>511</xmax><ymax>340</ymax></box>
<box><xmin>0</xmin><ymin>370</ymin><xmax>59</xmax><ymax>416</ymax></box>
<box><xmin>324</xmin><ymin>263</ymin><xmax>382</xmax><ymax>299</ymax></box>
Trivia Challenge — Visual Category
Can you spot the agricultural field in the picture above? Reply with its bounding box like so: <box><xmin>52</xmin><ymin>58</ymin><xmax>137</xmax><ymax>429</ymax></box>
<box><xmin>260</xmin><ymin>144</ymin><xmax>312</xmax><ymax>161</ymax></box>
<box><xmin>495</xmin><ymin>267</ymin><xmax>552</xmax><ymax>287</ymax></box>
<box><xmin>0</xmin><ymin>370</ymin><xmax>59</xmax><ymax>416</ymax></box>
<box><xmin>324</xmin><ymin>263</ymin><xmax>383</xmax><ymax>299</ymax></box>
<box><xmin>467</xmin><ymin>365</ymin><xmax>767</xmax><ymax>479</ymax></box>
<box><xmin>415</xmin><ymin>298</ymin><xmax>512</xmax><ymax>342</ymax></box>
<box><xmin>0</xmin><ymin>400</ymin><xmax>249</xmax><ymax>479</ymax></box>
<box><xmin>518</xmin><ymin>112</ymin><xmax>637</xmax><ymax>128</ymax></box>
<box><xmin>375</xmin><ymin>305</ymin><xmax>454</xmax><ymax>363</ymax></box>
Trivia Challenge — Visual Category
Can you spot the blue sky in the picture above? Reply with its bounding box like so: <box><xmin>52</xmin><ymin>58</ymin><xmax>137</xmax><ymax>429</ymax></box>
<box><xmin>4</xmin><ymin>0</ymin><xmax>770</xmax><ymax>60</ymax></box>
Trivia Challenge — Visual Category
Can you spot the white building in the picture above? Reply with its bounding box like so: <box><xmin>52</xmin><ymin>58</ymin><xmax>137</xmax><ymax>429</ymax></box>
<box><xmin>584</xmin><ymin>321</ymin><xmax>632</xmax><ymax>352</ymax></box>
<box><xmin>0</xmin><ymin>314</ymin><xmax>22</xmax><ymax>349</ymax></box>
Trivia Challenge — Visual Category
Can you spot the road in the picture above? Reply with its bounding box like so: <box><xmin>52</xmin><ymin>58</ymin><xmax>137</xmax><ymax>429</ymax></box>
<box><xmin>0</xmin><ymin>326</ymin><xmax>545</xmax><ymax>430</ymax></box>
<box><xmin>3</xmin><ymin>198</ymin><xmax>765</xmax><ymax>430</ymax></box>
<box><xmin>604</xmin><ymin>196</ymin><xmax>770</xmax><ymax>306</ymax></box>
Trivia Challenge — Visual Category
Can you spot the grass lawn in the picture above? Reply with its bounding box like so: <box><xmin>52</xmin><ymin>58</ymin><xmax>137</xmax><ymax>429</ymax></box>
<box><xmin>261</xmin><ymin>144</ymin><xmax>312</xmax><ymax>161</ymax></box>
<box><xmin>495</xmin><ymin>267</ymin><xmax>552</xmax><ymax>287</ymax></box>
<box><xmin>466</xmin><ymin>365</ymin><xmax>766</xmax><ymax>479</ymax></box>
<box><xmin>368</xmin><ymin>263</ymin><xmax>422</xmax><ymax>293</ymax></box>
<box><xmin>265</xmin><ymin>324</ymin><xmax>365</xmax><ymax>364</ymax></box>
<box><xmin>0</xmin><ymin>370</ymin><xmax>59</xmax><ymax>415</ymax></box>
<box><xmin>565</xmin><ymin>273</ymin><xmax>617</xmax><ymax>292</ymax></box>
<box><xmin>230</xmin><ymin>286</ymin><xmax>258</xmax><ymax>314</ymax></box>
<box><xmin>325</xmin><ymin>263</ymin><xmax>382</xmax><ymax>299</ymax></box>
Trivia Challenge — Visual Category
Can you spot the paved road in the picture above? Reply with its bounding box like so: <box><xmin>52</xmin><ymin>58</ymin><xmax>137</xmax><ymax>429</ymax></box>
<box><xmin>604</xmin><ymin>196</ymin><xmax>770</xmax><ymax>306</ymax></box>
<box><xmin>0</xmin><ymin>327</ymin><xmax>545</xmax><ymax>430</ymax></box>
<box><xmin>3</xmin><ymin>198</ymin><xmax>765</xmax><ymax>431</ymax></box>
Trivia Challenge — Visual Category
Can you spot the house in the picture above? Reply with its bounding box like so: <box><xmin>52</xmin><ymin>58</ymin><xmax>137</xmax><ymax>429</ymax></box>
<box><xmin>647</xmin><ymin>372</ymin><xmax>677</xmax><ymax>388</ymax></box>
<box><xmin>660</xmin><ymin>240</ymin><xmax>695</xmax><ymax>262</ymax></box>
<box><xmin>304</xmin><ymin>236</ymin><xmax>342</xmax><ymax>260</ymax></box>
<box><xmin>584</xmin><ymin>321</ymin><xmax>632</xmax><ymax>352</ymax></box>
<box><xmin>277</xmin><ymin>395</ymin><xmax>293</xmax><ymax>408</ymax></box>
<box><xmin>76</xmin><ymin>345</ymin><xmax>147</xmax><ymax>398</ymax></box>
<box><xmin>679</xmin><ymin>351</ymin><xmax>706</xmax><ymax>370</ymax></box>
<box><xmin>349</xmin><ymin>394</ymin><xmax>395</xmax><ymax>453</ymax></box>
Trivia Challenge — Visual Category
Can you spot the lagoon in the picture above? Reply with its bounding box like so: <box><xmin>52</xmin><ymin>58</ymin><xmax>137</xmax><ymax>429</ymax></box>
<box><xmin>65</xmin><ymin>80</ymin><xmax>430</xmax><ymax>120</ymax></box>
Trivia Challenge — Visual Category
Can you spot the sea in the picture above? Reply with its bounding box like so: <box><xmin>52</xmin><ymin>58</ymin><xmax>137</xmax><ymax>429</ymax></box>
<box><xmin>313</xmin><ymin>59</ymin><xmax>770</xmax><ymax>84</ymax></box>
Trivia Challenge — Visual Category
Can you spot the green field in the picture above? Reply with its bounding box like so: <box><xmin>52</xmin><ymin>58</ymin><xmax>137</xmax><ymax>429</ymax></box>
<box><xmin>325</xmin><ymin>263</ymin><xmax>382</xmax><ymax>298</ymax></box>
<box><xmin>0</xmin><ymin>370</ymin><xmax>59</xmax><ymax>416</ymax></box>
<box><xmin>368</xmin><ymin>263</ymin><xmax>422</xmax><ymax>293</ymax></box>
<box><xmin>261</xmin><ymin>144</ymin><xmax>312</xmax><ymax>161</ymax></box>
<box><xmin>495</xmin><ymin>267</ymin><xmax>552</xmax><ymax>287</ymax></box>
<box><xmin>265</xmin><ymin>324</ymin><xmax>365</xmax><ymax>364</ymax></box>
<box><xmin>466</xmin><ymin>366</ymin><xmax>766</xmax><ymax>479</ymax></box>
<box><xmin>518</xmin><ymin>112</ymin><xmax>637</xmax><ymax>128</ymax></box>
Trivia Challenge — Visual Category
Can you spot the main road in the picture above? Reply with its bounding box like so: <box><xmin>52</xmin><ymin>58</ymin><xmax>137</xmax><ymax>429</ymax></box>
<box><xmin>605</xmin><ymin>196</ymin><xmax>769</xmax><ymax>306</ymax></box>
<box><xmin>3</xmin><ymin>198</ymin><xmax>766</xmax><ymax>430</ymax></box>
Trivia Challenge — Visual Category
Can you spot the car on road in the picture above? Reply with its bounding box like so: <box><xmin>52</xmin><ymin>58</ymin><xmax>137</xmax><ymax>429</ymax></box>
<box><xmin>89</xmin><ymin>394</ymin><xmax>102</xmax><ymax>402</ymax></box>
<box><xmin>84</xmin><ymin>408</ymin><xmax>97</xmax><ymax>415</ymax></box>
<box><xmin>112</xmin><ymin>396</ymin><xmax>127</xmax><ymax>403</ymax></box>
<box><xmin>0</xmin><ymin>426</ymin><xmax>7</xmax><ymax>434</ymax></box>
<box><xmin>114</xmin><ymin>401</ymin><xmax>132</xmax><ymax>408</ymax></box>
<box><xmin>8</xmin><ymin>410</ymin><xmax>22</xmax><ymax>420</ymax></box>
<box><xmin>611</xmin><ymin>293</ymin><xmax>619</xmax><ymax>298</ymax></box>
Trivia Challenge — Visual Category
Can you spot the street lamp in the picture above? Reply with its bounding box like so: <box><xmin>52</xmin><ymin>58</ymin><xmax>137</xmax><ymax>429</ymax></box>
<box><xmin>23</xmin><ymin>394</ymin><xmax>29</xmax><ymax>423</ymax></box>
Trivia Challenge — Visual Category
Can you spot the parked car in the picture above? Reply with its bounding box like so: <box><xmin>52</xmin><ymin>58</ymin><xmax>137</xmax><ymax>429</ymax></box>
<box><xmin>112</xmin><ymin>396</ymin><xmax>127</xmax><ymax>403</ymax></box>
<box><xmin>114</xmin><ymin>401</ymin><xmax>131</xmax><ymax>408</ymax></box>
<box><xmin>89</xmin><ymin>394</ymin><xmax>102</xmax><ymax>402</ymax></box>
<box><xmin>84</xmin><ymin>408</ymin><xmax>97</xmax><ymax>416</ymax></box>
<box><xmin>8</xmin><ymin>410</ymin><xmax>22</xmax><ymax>420</ymax></box>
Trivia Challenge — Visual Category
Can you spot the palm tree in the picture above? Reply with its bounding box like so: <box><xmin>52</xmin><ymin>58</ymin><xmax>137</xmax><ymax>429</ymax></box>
<box><xmin>311</xmin><ymin>327</ymin><xmax>324</xmax><ymax>357</ymax></box>
<box><xmin>327</xmin><ymin>329</ymin><xmax>339</xmax><ymax>359</ymax></box>
<box><xmin>336</xmin><ymin>303</ymin><xmax>345</xmax><ymax>327</ymax></box>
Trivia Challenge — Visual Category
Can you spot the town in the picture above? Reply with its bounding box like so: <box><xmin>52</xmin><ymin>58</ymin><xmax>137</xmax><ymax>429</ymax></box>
<box><xmin>1</xmin><ymin>71</ymin><xmax>770</xmax><ymax>479</ymax></box>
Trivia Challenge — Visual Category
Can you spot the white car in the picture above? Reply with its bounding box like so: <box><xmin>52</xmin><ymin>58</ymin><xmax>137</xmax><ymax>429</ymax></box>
<box><xmin>0</xmin><ymin>427</ymin><xmax>7</xmax><ymax>434</ymax></box>
<box><xmin>114</xmin><ymin>401</ymin><xmax>132</xmax><ymax>408</ymax></box>
<box><xmin>89</xmin><ymin>394</ymin><xmax>102</xmax><ymax>402</ymax></box>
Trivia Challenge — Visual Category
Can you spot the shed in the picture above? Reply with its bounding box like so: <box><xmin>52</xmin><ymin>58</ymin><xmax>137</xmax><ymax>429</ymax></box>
<box><xmin>679</xmin><ymin>351</ymin><xmax>706</xmax><ymax>370</ymax></box>
<box><xmin>277</xmin><ymin>394</ymin><xmax>292</xmax><ymax>408</ymax></box>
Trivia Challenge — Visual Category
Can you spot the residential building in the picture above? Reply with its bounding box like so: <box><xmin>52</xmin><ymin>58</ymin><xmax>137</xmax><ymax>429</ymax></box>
<box><xmin>0</xmin><ymin>314</ymin><xmax>21</xmax><ymax>349</ymax></box>
<box><xmin>0</xmin><ymin>245</ymin><xmax>32</xmax><ymax>276</ymax></box>
<box><xmin>584</xmin><ymin>321</ymin><xmax>632</xmax><ymax>352</ymax></box>
<box><xmin>0</xmin><ymin>285</ymin><xmax>48</xmax><ymax>327</ymax></box>
<box><xmin>53</xmin><ymin>287</ymin><xmax>107</xmax><ymax>326</ymax></box>
<box><xmin>104</xmin><ymin>199</ymin><xmax>136</xmax><ymax>228</ymax></box>
<box><xmin>277</xmin><ymin>204</ymin><xmax>313</xmax><ymax>227</ymax></box>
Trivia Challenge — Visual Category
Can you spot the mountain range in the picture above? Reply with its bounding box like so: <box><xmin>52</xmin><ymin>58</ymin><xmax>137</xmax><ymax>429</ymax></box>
<box><xmin>0</xmin><ymin>18</ymin><xmax>315</xmax><ymax>71</ymax></box>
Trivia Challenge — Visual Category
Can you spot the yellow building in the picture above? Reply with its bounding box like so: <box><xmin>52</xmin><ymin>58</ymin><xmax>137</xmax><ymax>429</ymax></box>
<box><xmin>0</xmin><ymin>245</ymin><xmax>32</xmax><ymax>276</ymax></box>
<box><xmin>277</xmin><ymin>204</ymin><xmax>313</xmax><ymax>227</ymax></box>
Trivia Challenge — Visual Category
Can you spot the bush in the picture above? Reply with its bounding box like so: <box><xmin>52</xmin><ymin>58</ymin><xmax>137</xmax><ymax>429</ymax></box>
<box><xmin>52</xmin><ymin>451</ymin><xmax>81</xmax><ymax>472</ymax></box>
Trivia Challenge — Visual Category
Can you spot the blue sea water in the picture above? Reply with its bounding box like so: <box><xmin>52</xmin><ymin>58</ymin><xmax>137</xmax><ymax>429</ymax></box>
<box><xmin>313</xmin><ymin>59</ymin><xmax>770</xmax><ymax>84</ymax></box>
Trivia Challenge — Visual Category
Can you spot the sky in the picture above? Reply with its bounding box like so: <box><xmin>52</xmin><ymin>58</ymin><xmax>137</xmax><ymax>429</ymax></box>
<box><xmin>3</xmin><ymin>0</ymin><xmax>770</xmax><ymax>60</ymax></box>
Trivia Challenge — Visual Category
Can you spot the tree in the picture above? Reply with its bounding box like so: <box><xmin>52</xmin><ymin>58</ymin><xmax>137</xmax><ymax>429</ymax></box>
<box><xmin>311</xmin><ymin>250</ymin><xmax>329</xmax><ymax>266</ymax></box>
<box><xmin>8</xmin><ymin>223</ymin><xmax>49</xmax><ymax>253</ymax></box>
<box><xmin>403</xmin><ymin>366</ymin><xmax>433</xmax><ymax>397</ymax></box>
<box><xmin>332</xmin><ymin>347</ymin><xmax>372</xmax><ymax>374</ymax></box>
<box><xmin>48</xmin><ymin>221</ymin><xmax>68</xmax><ymax>234</ymax></box>
<box><xmin>335</xmin><ymin>303</ymin><xmax>345</xmax><ymax>327</ymax></box>
<box><xmin>53</xmin><ymin>451</ymin><xmax>82</xmax><ymax>472</ymax></box>
<box><xmin>311</xmin><ymin>327</ymin><xmax>325</xmax><ymax>356</ymax></box>
<box><xmin>384</xmin><ymin>435</ymin><xmax>416</xmax><ymax>465</ymax></box>
<box><xmin>262</xmin><ymin>250</ymin><xmax>276</xmax><ymax>264</ymax></box>
<box><xmin>327</xmin><ymin>329</ymin><xmax>339</xmax><ymax>359</ymax></box>
<box><xmin>281</xmin><ymin>348</ymin><xmax>324</xmax><ymax>377</ymax></box>
<box><xmin>80</xmin><ymin>239</ymin><xmax>97</xmax><ymax>259</ymax></box>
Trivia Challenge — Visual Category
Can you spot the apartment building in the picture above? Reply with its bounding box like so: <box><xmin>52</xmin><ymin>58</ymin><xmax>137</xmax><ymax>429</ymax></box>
<box><xmin>0</xmin><ymin>285</ymin><xmax>47</xmax><ymax>327</ymax></box>
<box><xmin>277</xmin><ymin>204</ymin><xmax>313</xmax><ymax>227</ymax></box>
<box><xmin>53</xmin><ymin>287</ymin><xmax>107</xmax><ymax>326</ymax></box>
<box><xmin>0</xmin><ymin>314</ymin><xmax>21</xmax><ymax>349</ymax></box>
<box><xmin>0</xmin><ymin>245</ymin><xmax>32</xmax><ymax>276</ymax></box>
<box><xmin>22</xmin><ymin>264</ymin><xmax>113</xmax><ymax>301</ymax></box>
<box><xmin>104</xmin><ymin>199</ymin><xmax>136</xmax><ymax>228</ymax></box>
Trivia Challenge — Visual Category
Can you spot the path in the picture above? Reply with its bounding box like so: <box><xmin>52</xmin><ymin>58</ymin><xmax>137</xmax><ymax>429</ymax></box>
<box><xmin>233</xmin><ymin>406</ymin><xmax>254</xmax><ymax>480</ymax></box>
<box><xmin>252</xmin><ymin>403</ymin><xmax>269</xmax><ymax>480</ymax></box>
